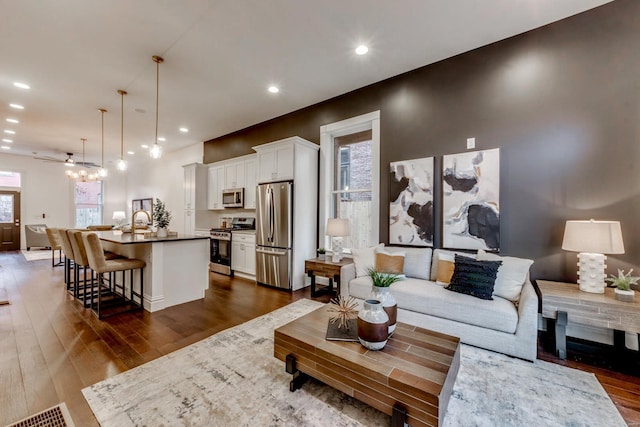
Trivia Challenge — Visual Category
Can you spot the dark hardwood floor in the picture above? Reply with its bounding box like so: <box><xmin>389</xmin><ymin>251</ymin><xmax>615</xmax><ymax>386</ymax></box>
<box><xmin>1</xmin><ymin>250</ymin><xmax>639</xmax><ymax>426</ymax></box>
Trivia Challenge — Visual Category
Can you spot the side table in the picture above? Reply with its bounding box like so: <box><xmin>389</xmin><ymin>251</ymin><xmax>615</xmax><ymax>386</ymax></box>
<box><xmin>304</xmin><ymin>257</ymin><xmax>353</xmax><ymax>297</ymax></box>
<box><xmin>536</xmin><ymin>280</ymin><xmax>640</xmax><ymax>360</ymax></box>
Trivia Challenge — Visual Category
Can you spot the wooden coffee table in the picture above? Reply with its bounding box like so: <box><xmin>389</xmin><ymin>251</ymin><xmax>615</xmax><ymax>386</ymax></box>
<box><xmin>274</xmin><ymin>305</ymin><xmax>460</xmax><ymax>427</ymax></box>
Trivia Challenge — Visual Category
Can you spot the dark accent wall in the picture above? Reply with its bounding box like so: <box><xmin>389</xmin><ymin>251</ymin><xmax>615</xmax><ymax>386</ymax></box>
<box><xmin>203</xmin><ymin>0</ymin><xmax>640</xmax><ymax>282</ymax></box>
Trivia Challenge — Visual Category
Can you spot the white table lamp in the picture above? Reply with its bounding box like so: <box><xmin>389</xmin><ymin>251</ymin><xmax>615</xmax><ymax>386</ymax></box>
<box><xmin>326</xmin><ymin>218</ymin><xmax>350</xmax><ymax>263</ymax></box>
<box><xmin>562</xmin><ymin>219</ymin><xmax>624</xmax><ymax>293</ymax></box>
<box><xmin>112</xmin><ymin>211</ymin><xmax>126</xmax><ymax>228</ymax></box>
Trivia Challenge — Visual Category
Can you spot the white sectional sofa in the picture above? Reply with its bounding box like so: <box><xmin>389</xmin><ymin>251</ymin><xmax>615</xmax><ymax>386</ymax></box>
<box><xmin>340</xmin><ymin>247</ymin><xmax>538</xmax><ymax>361</ymax></box>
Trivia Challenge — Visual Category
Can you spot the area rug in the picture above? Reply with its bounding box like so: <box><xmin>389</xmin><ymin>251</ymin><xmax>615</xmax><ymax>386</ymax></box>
<box><xmin>82</xmin><ymin>299</ymin><xmax>625</xmax><ymax>427</ymax></box>
<box><xmin>21</xmin><ymin>249</ymin><xmax>51</xmax><ymax>262</ymax></box>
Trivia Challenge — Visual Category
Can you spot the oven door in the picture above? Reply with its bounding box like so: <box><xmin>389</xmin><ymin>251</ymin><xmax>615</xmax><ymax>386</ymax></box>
<box><xmin>210</xmin><ymin>237</ymin><xmax>232</xmax><ymax>275</ymax></box>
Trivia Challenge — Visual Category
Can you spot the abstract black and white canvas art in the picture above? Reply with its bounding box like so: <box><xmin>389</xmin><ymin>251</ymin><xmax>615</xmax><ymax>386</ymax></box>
<box><xmin>442</xmin><ymin>148</ymin><xmax>500</xmax><ymax>251</ymax></box>
<box><xmin>389</xmin><ymin>157</ymin><xmax>434</xmax><ymax>246</ymax></box>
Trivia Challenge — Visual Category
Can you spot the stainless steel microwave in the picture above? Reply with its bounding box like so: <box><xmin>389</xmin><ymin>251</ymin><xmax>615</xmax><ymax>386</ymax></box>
<box><xmin>222</xmin><ymin>188</ymin><xmax>244</xmax><ymax>208</ymax></box>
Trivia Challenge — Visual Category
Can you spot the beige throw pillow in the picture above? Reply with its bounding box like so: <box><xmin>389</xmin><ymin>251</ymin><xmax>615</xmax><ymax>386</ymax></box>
<box><xmin>435</xmin><ymin>252</ymin><xmax>456</xmax><ymax>285</ymax></box>
<box><xmin>375</xmin><ymin>251</ymin><xmax>405</xmax><ymax>275</ymax></box>
<box><xmin>476</xmin><ymin>249</ymin><xmax>534</xmax><ymax>302</ymax></box>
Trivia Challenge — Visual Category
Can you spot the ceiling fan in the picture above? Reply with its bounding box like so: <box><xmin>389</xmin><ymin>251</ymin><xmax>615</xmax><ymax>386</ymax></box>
<box><xmin>33</xmin><ymin>152</ymin><xmax>98</xmax><ymax>168</ymax></box>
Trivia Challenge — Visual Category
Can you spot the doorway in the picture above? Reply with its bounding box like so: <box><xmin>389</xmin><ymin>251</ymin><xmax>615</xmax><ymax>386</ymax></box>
<box><xmin>0</xmin><ymin>190</ymin><xmax>21</xmax><ymax>251</ymax></box>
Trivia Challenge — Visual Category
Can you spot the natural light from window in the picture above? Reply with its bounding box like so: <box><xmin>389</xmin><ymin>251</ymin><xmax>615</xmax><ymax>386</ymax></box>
<box><xmin>0</xmin><ymin>171</ymin><xmax>21</xmax><ymax>187</ymax></box>
<box><xmin>75</xmin><ymin>181</ymin><xmax>103</xmax><ymax>228</ymax></box>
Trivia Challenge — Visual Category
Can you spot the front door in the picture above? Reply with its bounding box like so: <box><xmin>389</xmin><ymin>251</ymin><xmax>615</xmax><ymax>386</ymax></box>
<box><xmin>0</xmin><ymin>190</ymin><xmax>20</xmax><ymax>251</ymax></box>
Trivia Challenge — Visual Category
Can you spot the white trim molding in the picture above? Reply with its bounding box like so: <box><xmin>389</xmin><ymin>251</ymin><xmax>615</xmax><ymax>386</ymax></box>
<box><xmin>319</xmin><ymin>110</ymin><xmax>380</xmax><ymax>250</ymax></box>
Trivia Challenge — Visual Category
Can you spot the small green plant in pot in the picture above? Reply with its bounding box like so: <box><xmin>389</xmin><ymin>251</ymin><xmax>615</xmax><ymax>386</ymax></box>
<box><xmin>367</xmin><ymin>267</ymin><xmax>402</xmax><ymax>335</ymax></box>
<box><xmin>317</xmin><ymin>248</ymin><xmax>326</xmax><ymax>260</ymax></box>
<box><xmin>605</xmin><ymin>269</ymin><xmax>639</xmax><ymax>302</ymax></box>
<box><xmin>153</xmin><ymin>198</ymin><xmax>172</xmax><ymax>237</ymax></box>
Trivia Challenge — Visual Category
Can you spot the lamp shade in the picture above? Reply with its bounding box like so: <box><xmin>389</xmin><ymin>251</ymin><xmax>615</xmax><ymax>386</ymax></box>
<box><xmin>562</xmin><ymin>220</ymin><xmax>624</xmax><ymax>254</ymax></box>
<box><xmin>112</xmin><ymin>211</ymin><xmax>126</xmax><ymax>221</ymax></box>
<box><xmin>326</xmin><ymin>218</ymin><xmax>350</xmax><ymax>237</ymax></box>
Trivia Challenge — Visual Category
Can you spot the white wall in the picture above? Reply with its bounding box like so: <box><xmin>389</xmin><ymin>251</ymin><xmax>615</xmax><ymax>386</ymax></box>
<box><xmin>126</xmin><ymin>142</ymin><xmax>207</xmax><ymax>233</ymax></box>
<box><xmin>0</xmin><ymin>152</ymin><xmax>127</xmax><ymax>249</ymax></box>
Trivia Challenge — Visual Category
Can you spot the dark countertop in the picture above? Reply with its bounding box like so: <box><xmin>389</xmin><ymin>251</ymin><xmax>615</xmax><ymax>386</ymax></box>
<box><xmin>96</xmin><ymin>231</ymin><xmax>210</xmax><ymax>245</ymax></box>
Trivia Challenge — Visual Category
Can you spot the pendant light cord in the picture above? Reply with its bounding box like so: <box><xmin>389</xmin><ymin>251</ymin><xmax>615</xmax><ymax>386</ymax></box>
<box><xmin>118</xmin><ymin>90</ymin><xmax>126</xmax><ymax>160</ymax></box>
<box><xmin>155</xmin><ymin>57</ymin><xmax>160</xmax><ymax>145</ymax></box>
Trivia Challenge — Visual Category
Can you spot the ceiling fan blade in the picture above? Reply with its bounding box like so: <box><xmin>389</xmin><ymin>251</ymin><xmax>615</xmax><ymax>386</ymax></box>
<box><xmin>33</xmin><ymin>155</ymin><xmax>64</xmax><ymax>163</ymax></box>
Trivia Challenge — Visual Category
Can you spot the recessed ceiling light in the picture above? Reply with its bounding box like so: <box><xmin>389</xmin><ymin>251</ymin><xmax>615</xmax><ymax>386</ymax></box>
<box><xmin>9</xmin><ymin>104</ymin><xmax>24</xmax><ymax>110</ymax></box>
<box><xmin>6</xmin><ymin>118</ymin><xmax>19</xmax><ymax>124</ymax></box>
<box><xmin>141</xmin><ymin>144</ymin><xmax>149</xmax><ymax>149</ymax></box>
<box><xmin>127</xmin><ymin>151</ymin><xmax>135</xmax><ymax>155</ymax></box>
<box><xmin>2</xmin><ymin>139</ymin><xmax>13</xmax><ymax>143</ymax></box>
<box><xmin>13</xmin><ymin>82</ymin><xmax>30</xmax><ymax>89</ymax></box>
<box><xmin>1</xmin><ymin>146</ymin><xmax>10</xmax><ymax>150</ymax></box>
<box><xmin>4</xmin><ymin>130</ymin><xmax>16</xmax><ymax>135</ymax></box>
<box><xmin>268</xmin><ymin>86</ymin><xmax>279</xmax><ymax>94</ymax></box>
<box><xmin>179</xmin><ymin>127</ymin><xmax>189</xmax><ymax>133</ymax></box>
<box><xmin>157</xmin><ymin>137</ymin><xmax>166</xmax><ymax>142</ymax></box>
<box><xmin>355</xmin><ymin>45</ymin><xmax>369</xmax><ymax>55</ymax></box>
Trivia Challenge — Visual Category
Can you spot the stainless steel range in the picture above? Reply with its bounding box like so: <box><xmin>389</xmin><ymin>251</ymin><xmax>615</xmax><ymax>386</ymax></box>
<box><xmin>209</xmin><ymin>217</ymin><xmax>255</xmax><ymax>275</ymax></box>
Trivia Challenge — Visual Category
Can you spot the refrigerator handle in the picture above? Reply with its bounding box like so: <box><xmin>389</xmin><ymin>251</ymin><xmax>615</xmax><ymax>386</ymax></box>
<box><xmin>269</xmin><ymin>186</ymin><xmax>275</xmax><ymax>242</ymax></box>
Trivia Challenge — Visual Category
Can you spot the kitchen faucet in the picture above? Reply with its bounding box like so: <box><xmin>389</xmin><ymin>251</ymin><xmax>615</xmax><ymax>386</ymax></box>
<box><xmin>131</xmin><ymin>209</ymin><xmax>151</xmax><ymax>234</ymax></box>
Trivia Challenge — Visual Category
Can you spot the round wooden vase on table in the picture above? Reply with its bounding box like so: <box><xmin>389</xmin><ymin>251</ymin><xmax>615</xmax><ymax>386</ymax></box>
<box><xmin>369</xmin><ymin>285</ymin><xmax>397</xmax><ymax>335</ymax></box>
<box><xmin>357</xmin><ymin>299</ymin><xmax>389</xmax><ymax>350</ymax></box>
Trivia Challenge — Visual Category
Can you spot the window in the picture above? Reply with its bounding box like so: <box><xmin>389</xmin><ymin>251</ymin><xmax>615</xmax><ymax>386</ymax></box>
<box><xmin>75</xmin><ymin>181</ymin><xmax>103</xmax><ymax>228</ymax></box>
<box><xmin>0</xmin><ymin>171</ymin><xmax>21</xmax><ymax>187</ymax></box>
<box><xmin>320</xmin><ymin>111</ymin><xmax>380</xmax><ymax>253</ymax></box>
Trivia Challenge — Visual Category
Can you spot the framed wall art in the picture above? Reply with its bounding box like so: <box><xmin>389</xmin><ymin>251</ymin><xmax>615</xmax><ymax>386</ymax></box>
<box><xmin>442</xmin><ymin>148</ymin><xmax>500</xmax><ymax>251</ymax></box>
<box><xmin>389</xmin><ymin>157</ymin><xmax>434</xmax><ymax>246</ymax></box>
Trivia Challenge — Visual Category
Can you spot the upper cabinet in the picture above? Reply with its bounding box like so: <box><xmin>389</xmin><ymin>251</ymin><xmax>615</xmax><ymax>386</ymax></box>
<box><xmin>183</xmin><ymin>163</ymin><xmax>208</xmax><ymax>211</ymax></box>
<box><xmin>253</xmin><ymin>137</ymin><xmax>316</xmax><ymax>184</ymax></box>
<box><xmin>207</xmin><ymin>153</ymin><xmax>257</xmax><ymax>210</ymax></box>
<box><xmin>207</xmin><ymin>165</ymin><xmax>225</xmax><ymax>210</ymax></box>
<box><xmin>254</xmin><ymin>142</ymin><xmax>294</xmax><ymax>183</ymax></box>
<box><xmin>224</xmin><ymin>160</ymin><xmax>246</xmax><ymax>189</ymax></box>
<box><xmin>244</xmin><ymin>156</ymin><xmax>258</xmax><ymax>209</ymax></box>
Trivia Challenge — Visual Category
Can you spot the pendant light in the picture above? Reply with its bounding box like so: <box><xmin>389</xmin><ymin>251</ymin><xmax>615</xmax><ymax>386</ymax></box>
<box><xmin>150</xmin><ymin>55</ymin><xmax>164</xmax><ymax>159</ymax></box>
<box><xmin>117</xmin><ymin>89</ymin><xmax>127</xmax><ymax>171</ymax></box>
<box><xmin>97</xmin><ymin>108</ymin><xmax>108</xmax><ymax>178</ymax></box>
<box><xmin>66</xmin><ymin>138</ymin><xmax>92</xmax><ymax>181</ymax></box>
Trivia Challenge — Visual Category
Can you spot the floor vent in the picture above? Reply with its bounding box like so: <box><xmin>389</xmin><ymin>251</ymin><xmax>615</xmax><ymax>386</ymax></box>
<box><xmin>6</xmin><ymin>403</ymin><xmax>75</xmax><ymax>427</ymax></box>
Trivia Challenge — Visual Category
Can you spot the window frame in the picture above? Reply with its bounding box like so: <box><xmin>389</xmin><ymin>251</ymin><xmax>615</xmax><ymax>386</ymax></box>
<box><xmin>74</xmin><ymin>180</ymin><xmax>104</xmax><ymax>228</ymax></box>
<box><xmin>319</xmin><ymin>111</ymin><xmax>380</xmax><ymax>252</ymax></box>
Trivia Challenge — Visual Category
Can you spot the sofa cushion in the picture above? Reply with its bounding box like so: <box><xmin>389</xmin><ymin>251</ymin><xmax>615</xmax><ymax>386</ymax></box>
<box><xmin>348</xmin><ymin>276</ymin><xmax>518</xmax><ymax>334</ymax></box>
<box><xmin>383</xmin><ymin>246</ymin><xmax>432</xmax><ymax>280</ymax></box>
<box><xmin>375</xmin><ymin>250</ymin><xmax>405</xmax><ymax>274</ymax></box>
<box><xmin>430</xmin><ymin>249</ymin><xmax>475</xmax><ymax>281</ymax></box>
<box><xmin>445</xmin><ymin>255</ymin><xmax>502</xmax><ymax>300</ymax></box>
<box><xmin>351</xmin><ymin>244</ymin><xmax>384</xmax><ymax>277</ymax></box>
<box><xmin>477</xmin><ymin>249</ymin><xmax>534</xmax><ymax>302</ymax></box>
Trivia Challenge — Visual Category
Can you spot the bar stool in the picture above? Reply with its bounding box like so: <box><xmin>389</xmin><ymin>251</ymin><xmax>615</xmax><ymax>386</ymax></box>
<box><xmin>45</xmin><ymin>227</ymin><xmax>64</xmax><ymax>268</ymax></box>
<box><xmin>68</xmin><ymin>230</ymin><xmax>96</xmax><ymax>307</ymax></box>
<box><xmin>83</xmin><ymin>232</ymin><xmax>146</xmax><ymax>319</ymax></box>
<box><xmin>56</xmin><ymin>228</ymin><xmax>76</xmax><ymax>292</ymax></box>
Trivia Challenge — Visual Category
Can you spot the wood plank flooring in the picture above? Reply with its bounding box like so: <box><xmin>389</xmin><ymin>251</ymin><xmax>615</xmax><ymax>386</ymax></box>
<box><xmin>1</xmin><ymin>250</ymin><xmax>639</xmax><ymax>426</ymax></box>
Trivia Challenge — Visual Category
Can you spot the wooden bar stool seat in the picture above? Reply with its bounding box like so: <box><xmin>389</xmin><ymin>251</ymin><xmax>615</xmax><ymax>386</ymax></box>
<box><xmin>83</xmin><ymin>232</ymin><xmax>145</xmax><ymax>319</ymax></box>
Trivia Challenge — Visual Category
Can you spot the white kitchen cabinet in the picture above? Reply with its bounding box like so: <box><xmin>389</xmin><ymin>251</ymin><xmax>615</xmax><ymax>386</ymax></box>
<box><xmin>224</xmin><ymin>161</ymin><xmax>245</xmax><ymax>189</ymax></box>
<box><xmin>244</xmin><ymin>156</ymin><xmax>258</xmax><ymax>209</ymax></box>
<box><xmin>231</xmin><ymin>233</ymin><xmax>256</xmax><ymax>276</ymax></box>
<box><xmin>255</xmin><ymin>142</ymin><xmax>294</xmax><ymax>183</ymax></box>
<box><xmin>207</xmin><ymin>165</ymin><xmax>225</xmax><ymax>210</ymax></box>
<box><xmin>183</xmin><ymin>209</ymin><xmax>195</xmax><ymax>235</ymax></box>
<box><xmin>183</xmin><ymin>163</ymin><xmax>208</xmax><ymax>210</ymax></box>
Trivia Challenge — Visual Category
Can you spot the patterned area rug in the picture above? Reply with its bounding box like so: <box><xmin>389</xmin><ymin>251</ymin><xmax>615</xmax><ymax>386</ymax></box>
<box><xmin>21</xmin><ymin>249</ymin><xmax>51</xmax><ymax>262</ymax></box>
<box><xmin>82</xmin><ymin>299</ymin><xmax>625</xmax><ymax>427</ymax></box>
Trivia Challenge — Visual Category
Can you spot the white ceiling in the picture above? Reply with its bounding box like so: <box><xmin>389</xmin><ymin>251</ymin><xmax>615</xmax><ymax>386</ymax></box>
<box><xmin>0</xmin><ymin>0</ymin><xmax>611</xmax><ymax>166</ymax></box>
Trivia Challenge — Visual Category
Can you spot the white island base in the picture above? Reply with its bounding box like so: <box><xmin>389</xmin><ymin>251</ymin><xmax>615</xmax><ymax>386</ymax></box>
<box><xmin>98</xmin><ymin>232</ymin><xmax>210</xmax><ymax>312</ymax></box>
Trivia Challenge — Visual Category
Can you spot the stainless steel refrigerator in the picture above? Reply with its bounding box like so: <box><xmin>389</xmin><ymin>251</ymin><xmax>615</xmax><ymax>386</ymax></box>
<box><xmin>256</xmin><ymin>181</ymin><xmax>293</xmax><ymax>289</ymax></box>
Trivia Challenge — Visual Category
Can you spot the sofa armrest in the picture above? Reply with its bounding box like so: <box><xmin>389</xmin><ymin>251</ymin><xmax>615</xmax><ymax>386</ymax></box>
<box><xmin>515</xmin><ymin>278</ymin><xmax>539</xmax><ymax>349</ymax></box>
<box><xmin>340</xmin><ymin>263</ymin><xmax>356</xmax><ymax>299</ymax></box>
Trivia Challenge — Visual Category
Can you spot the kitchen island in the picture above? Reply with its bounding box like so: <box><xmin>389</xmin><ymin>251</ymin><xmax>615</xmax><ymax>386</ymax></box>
<box><xmin>96</xmin><ymin>231</ymin><xmax>210</xmax><ymax>312</ymax></box>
